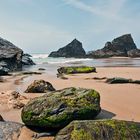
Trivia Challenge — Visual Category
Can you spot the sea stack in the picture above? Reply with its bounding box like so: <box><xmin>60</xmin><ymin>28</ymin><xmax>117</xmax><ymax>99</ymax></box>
<box><xmin>87</xmin><ymin>34</ymin><xmax>140</xmax><ymax>58</ymax></box>
<box><xmin>48</xmin><ymin>39</ymin><xmax>86</xmax><ymax>58</ymax></box>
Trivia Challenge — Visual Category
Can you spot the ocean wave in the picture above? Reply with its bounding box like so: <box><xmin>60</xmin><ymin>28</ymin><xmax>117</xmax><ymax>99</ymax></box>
<box><xmin>47</xmin><ymin>58</ymin><xmax>92</xmax><ymax>64</ymax></box>
<box><xmin>32</xmin><ymin>54</ymin><xmax>49</xmax><ymax>59</ymax></box>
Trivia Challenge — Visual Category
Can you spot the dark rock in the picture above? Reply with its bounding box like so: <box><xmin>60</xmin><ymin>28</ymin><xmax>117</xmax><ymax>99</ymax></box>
<box><xmin>23</xmin><ymin>53</ymin><xmax>32</xmax><ymax>57</ymax></box>
<box><xmin>38</xmin><ymin>68</ymin><xmax>46</xmax><ymax>71</ymax></box>
<box><xmin>87</xmin><ymin>34</ymin><xmax>139</xmax><ymax>58</ymax></box>
<box><xmin>0</xmin><ymin>115</ymin><xmax>4</xmax><ymax>121</ymax></box>
<box><xmin>49</xmin><ymin>39</ymin><xmax>86</xmax><ymax>58</ymax></box>
<box><xmin>25</xmin><ymin>80</ymin><xmax>55</xmax><ymax>93</ymax></box>
<box><xmin>22</xmin><ymin>87</ymin><xmax>101</xmax><ymax>129</ymax></box>
<box><xmin>106</xmin><ymin>77</ymin><xmax>131</xmax><ymax>84</ymax></box>
<box><xmin>0</xmin><ymin>121</ymin><xmax>23</xmax><ymax>140</ymax></box>
<box><xmin>55</xmin><ymin>120</ymin><xmax>140</xmax><ymax>140</ymax></box>
<box><xmin>127</xmin><ymin>49</ymin><xmax>140</xmax><ymax>57</ymax></box>
<box><xmin>22</xmin><ymin>54</ymin><xmax>35</xmax><ymax>65</ymax></box>
<box><xmin>17</xmin><ymin>71</ymin><xmax>42</xmax><ymax>76</ymax></box>
<box><xmin>0</xmin><ymin>37</ymin><xmax>23</xmax><ymax>71</ymax></box>
<box><xmin>0</xmin><ymin>37</ymin><xmax>35</xmax><ymax>75</ymax></box>
<box><xmin>57</xmin><ymin>66</ymin><xmax>96</xmax><ymax>74</ymax></box>
<box><xmin>0</xmin><ymin>66</ymin><xmax>9</xmax><ymax>76</ymax></box>
<box><xmin>106</xmin><ymin>77</ymin><xmax>140</xmax><ymax>84</ymax></box>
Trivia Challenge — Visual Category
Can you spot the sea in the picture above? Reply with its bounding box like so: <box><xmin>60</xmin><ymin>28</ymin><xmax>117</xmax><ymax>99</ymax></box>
<box><xmin>23</xmin><ymin>53</ymin><xmax>140</xmax><ymax>75</ymax></box>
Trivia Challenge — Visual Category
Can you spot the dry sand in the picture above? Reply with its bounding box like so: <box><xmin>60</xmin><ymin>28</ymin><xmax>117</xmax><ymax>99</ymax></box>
<box><xmin>0</xmin><ymin>67</ymin><xmax>140</xmax><ymax>139</ymax></box>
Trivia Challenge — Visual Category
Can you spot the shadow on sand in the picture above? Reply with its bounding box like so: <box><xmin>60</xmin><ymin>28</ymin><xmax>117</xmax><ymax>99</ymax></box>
<box><xmin>96</xmin><ymin>109</ymin><xmax>116</xmax><ymax>120</ymax></box>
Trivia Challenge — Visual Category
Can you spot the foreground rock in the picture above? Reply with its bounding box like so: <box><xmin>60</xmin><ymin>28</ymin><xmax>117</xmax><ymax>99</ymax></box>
<box><xmin>0</xmin><ymin>37</ymin><xmax>35</xmax><ymax>75</ymax></box>
<box><xmin>55</xmin><ymin>120</ymin><xmax>140</xmax><ymax>140</ymax></box>
<box><xmin>57</xmin><ymin>66</ymin><xmax>96</xmax><ymax>75</ymax></box>
<box><xmin>0</xmin><ymin>121</ymin><xmax>23</xmax><ymax>140</ymax></box>
<box><xmin>106</xmin><ymin>77</ymin><xmax>140</xmax><ymax>84</ymax></box>
<box><xmin>22</xmin><ymin>87</ymin><xmax>101</xmax><ymax>129</ymax></box>
<box><xmin>87</xmin><ymin>34</ymin><xmax>140</xmax><ymax>58</ymax></box>
<box><xmin>25</xmin><ymin>80</ymin><xmax>55</xmax><ymax>93</ymax></box>
<box><xmin>0</xmin><ymin>115</ymin><xmax>4</xmax><ymax>121</ymax></box>
<box><xmin>49</xmin><ymin>39</ymin><xmax>86</xmax><ymax>58</ymax></box>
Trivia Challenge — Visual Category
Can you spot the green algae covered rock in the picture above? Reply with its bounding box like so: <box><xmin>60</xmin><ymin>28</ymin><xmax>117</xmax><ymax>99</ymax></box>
<box><xmin>21</xmin><ymin>87</ymin><xmax>101</xmax><ymax>129</ymax></box>
<box><xmin>25</xmin><ymin>80</ymin><xmax>55</xmax><ymax>93</ymax></box>
<box><xmin>55</xmin><ymin>120</ymin><xmax>140</xmax><ymax>140</ymax></box>
<box><xmin>57</xmin><ymin>66</ymin><xmax>96</xmax><ymax>75</ymax></box>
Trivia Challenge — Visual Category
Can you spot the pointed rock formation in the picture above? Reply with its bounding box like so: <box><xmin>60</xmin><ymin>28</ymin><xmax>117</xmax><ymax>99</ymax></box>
<box><xmin>87</xmin><ymin>34</ymin><xmax>140</xmax><ymax>58</ymax></box>
<box><xmin>48</xmin><ymin>39</ymin><xmax>86</xmax><ymax>58</ymax></box>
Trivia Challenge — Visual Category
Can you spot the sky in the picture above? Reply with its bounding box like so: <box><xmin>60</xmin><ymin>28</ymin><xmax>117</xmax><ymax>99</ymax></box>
<box><xmin>0</xmin><ymin>0</ymin><xmax>140</xmax><ymax>53</ymax></box>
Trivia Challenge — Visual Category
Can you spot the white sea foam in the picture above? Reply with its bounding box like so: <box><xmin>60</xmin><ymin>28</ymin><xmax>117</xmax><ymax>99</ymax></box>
<box><xmin>32</xmin><ymin>54</ymin><xmax>49</xmax><ymax>59</ymax></box>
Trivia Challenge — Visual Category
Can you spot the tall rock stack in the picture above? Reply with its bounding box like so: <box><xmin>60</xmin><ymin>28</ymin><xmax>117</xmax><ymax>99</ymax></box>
<box><xmin>49</xmin><ymin>39</ymin><xmax>86</xmax><ymax>58</ymax></box>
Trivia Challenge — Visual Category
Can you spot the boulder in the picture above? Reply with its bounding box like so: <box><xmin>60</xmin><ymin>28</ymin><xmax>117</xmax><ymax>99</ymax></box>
<box><xmin>0</xmin><ymin>121</ymin><xmax>23</xmax><ymax>140</ymax></box>
<box><xmin>57</xmin><ymin>66</ymin><xmax>96</xmax><ymax>74</ymax></box>
<box><xmin>22</xmin><ymin>54</ymin><xmax>35</xmax><ymax>65</ymax></box>
<box><xmin>49</xmin><ymin>39</ymin><xmax>86</xmax><ymax>58</ymax></box>
<box><xmin>25</xmin><ymin>80</ymin><xmax>55</xmax><ymax>93</ymax></box>
<box><xmin>22</xmin><ymin>87</ymin><xmax>101</xmax><ymax>129</ymax></box>
<box><xmin>55</xmin><ymin>120</ymin><xmax>140</xmax><ymax>140</ymax></box>
<box><xmin>87</xmin><ymin>34</ymin><xmax>139</xmax><ymax>58</ymax></box>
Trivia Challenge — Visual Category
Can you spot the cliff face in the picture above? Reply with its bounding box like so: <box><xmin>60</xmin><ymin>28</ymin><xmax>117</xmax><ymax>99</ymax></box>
<box><xmin>49</xmin><ymin>39</ymin><xmax>86</xmax><ymax>58</ymax></box>
<box><xmin>87</xmin><ymin>34</ymin><xmax>140</xmax><ymax>58</ymax></box>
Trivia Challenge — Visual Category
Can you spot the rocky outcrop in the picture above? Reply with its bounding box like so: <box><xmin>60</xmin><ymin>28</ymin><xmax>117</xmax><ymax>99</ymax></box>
<box><xmin>22</xmin><ymin>54</ymin><xmax>35</xmax><ymax>65</ymax></box>
<box><xmin>57</xmin><ymin>66</ymin><xmax>96</xmax><ymax>75</ymax></box>
<box><xmin>0</xmin><ymin>37</ymin><xmax>35</xmax><ymax>75</ymax></box>
<box><xmin>49</xmin><ymin>39</ymin><xmax>86</xmax><ymax>58</ymax></box>
<box><xmin>0</xmin><ymin>37</ymin><xmax>23</xmax><ymax>72</ymax></box>
<box><xmin>0</xmin><ymin>121</ymin><xmax>23</xmax><ymax>140</ymax></box>
<box><xmin>55</xmin><ymin>120</ymin><xmax>140</xmax><ymax>140</ymax></box>
<box><xmin>127</xmin><ymin>49</ymin><xmax>140</xmax><ymax>57</ymax></box>
<box><xmin>22</xmin><ymin>87</ymin><xmax>101</xmax><ymax>129</ymax></box>
<box><xmin>25</xmin><ymin>80</ymin><xmax>55</xmax><ymax>93</ymax></box>
<box><xmin>87</xmin><ymin>34</ymin><xmax>140</xmax><ymax>58</ymax></box>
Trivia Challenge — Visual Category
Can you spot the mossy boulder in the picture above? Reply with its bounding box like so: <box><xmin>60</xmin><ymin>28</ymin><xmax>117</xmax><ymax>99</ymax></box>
<box><xmin>55</xmin><ymin>119</ymin><xmax>140</xmax><ymax>140</ymax></box>
<box><xmin>25</xmin><ymin>80</ymin><xmax>55</xmax><ymax>93</ymax></box>
<box><xmin>57</xmin><ymin>66</ymin><xmax>96</xmax><ymax>75</ymax></box>
<box><xmin>22</xmin><ymin>87</ymin><xmax>101</xmax><ymax>129</ymax></box>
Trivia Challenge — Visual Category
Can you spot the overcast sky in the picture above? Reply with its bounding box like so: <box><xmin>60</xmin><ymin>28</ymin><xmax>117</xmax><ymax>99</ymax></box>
<box><xmin>0</xmin><ymin>0</ymin><xmax>139</xmax><ymax>53</ymax></box>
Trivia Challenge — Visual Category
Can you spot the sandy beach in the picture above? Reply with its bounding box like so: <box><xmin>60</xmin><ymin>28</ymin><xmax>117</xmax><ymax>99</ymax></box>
<box><xmin>0</xmin><ymin>66</ymin><xmax>140</xmax><ymax>139</ymax></box>
<box><xmin>0</xmin><ymin>67</ymin><xmax>140</xmax><ymax>122</ymax></box>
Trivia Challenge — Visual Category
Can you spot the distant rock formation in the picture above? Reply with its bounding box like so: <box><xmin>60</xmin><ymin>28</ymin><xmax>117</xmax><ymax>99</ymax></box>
<box><xmin>48</xmin><ymin>39</ymin><xmax>86</xmax><ymax>58</ymax></box>
<box><xmin>87</xmin><ymin>34</ymin><xmax>140</xmax><ymax>58</ymax></box>
<box><xmin>0</xmin><ymin>37</ymin><xmax>35</xmax><ymax>75</ymax></box>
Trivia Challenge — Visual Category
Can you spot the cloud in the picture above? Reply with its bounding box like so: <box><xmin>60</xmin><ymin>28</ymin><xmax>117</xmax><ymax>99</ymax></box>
<box><xmin>62</xmin><ymin>0</ymin><xmax>127</xmax><ymax>21</ymax></box>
